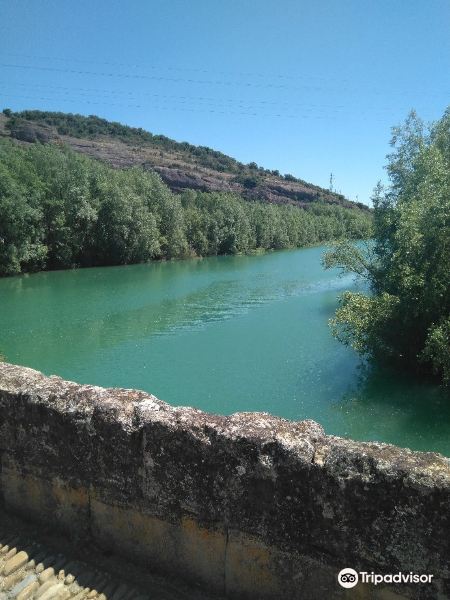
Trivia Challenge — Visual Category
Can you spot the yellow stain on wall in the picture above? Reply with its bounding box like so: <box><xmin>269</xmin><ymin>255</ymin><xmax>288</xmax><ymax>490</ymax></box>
<box><xmin>225</xmin><ymin>530</ymin><xmax>280</xmax><ymax>597</ymax></box>
<box><xmin>89</xmin><ymin>497</ymin><xmax>227</xmax><ymax>591</ymax></box>
<box><xmin>1</xmin><ymin>464</ymin><xmax>89</xmax><ymax>535</ymax></box>
<box><xmin>0</xmin><ymin>464</ymin><xmax>353</xmax><ymax>599</ymax></box>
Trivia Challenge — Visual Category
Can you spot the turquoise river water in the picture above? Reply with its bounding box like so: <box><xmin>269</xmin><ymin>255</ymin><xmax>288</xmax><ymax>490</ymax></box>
<box><xmin>0</xmin><ymin>245</ymin><xmax>449</xmax><ymax>455</ymax></box>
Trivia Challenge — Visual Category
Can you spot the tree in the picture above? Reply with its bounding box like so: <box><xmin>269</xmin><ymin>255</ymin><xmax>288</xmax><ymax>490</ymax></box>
<box><xmin>0</xmin><ymin>137</ymin><xmax>372</xmax><ymax>275</ymax></box>
<box><xmin>0</xmin><ymin>148</ymin><xmax>47</xmax><ymax>275</ymax></box>
<box><xmin>323</xmin><ymin>108</ymin><xmax>450</xmax><ymax>385</ymax></box>
<box><xmin>95</xmin><ymin>187</ymin><xmax>160</xmax><ymax>264</ymax></box>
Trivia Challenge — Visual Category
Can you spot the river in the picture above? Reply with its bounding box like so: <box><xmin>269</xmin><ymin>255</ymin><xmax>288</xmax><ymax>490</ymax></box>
<box><xmin>1</xmin><ymin>245</ymin><xmax>448</xmax><ymax>455</ymax></box>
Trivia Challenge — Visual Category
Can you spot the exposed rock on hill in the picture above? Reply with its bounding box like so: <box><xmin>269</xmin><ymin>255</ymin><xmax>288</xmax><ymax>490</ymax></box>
<box><xmin>0</xmin><ymin>111</ymin><xmax>367</xmax><ymax>210</ymax></box>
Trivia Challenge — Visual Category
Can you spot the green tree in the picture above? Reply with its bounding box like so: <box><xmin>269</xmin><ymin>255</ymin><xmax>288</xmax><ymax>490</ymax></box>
<box><xmin>94</xmin><ymin>176</ymin><xmax>160</xmax><ymax>264</ymax></box>
<box><xmin>0</xmin><ymin>136</ymin><xmax>372</xmax><ymax>276</ymax></box>
<box><xmin>0</xmin><ymin>150</ymin><xmax>46</xmax><ymax>275</ymax></box>
<box><xmin>324</xmin><ymin>108</ymin><xmax>450</xmax><ymax>384</ymax></box>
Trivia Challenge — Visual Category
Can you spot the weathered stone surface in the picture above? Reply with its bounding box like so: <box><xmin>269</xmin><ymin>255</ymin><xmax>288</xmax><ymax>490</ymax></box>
<box><xmin>0</xmin><ymin>362</ymin><xmax>449</xmax><ymax>599</ymax></box>
<box><xmin>9</xmin><ymin>573</ymin><xmax>37</xmax><ymax>597</ymax></box>
<box><xmin>8</xmin><ymin>122</ymin><xmax>56</xmax><ymax>144</ymax></box>
<box><xmin>16</xmin><ymin>580</ymin><xmax>40</xmax><ymax>600</ymax></box>
<box><xmin>3</xmin><ymin>551</ymin><xmax>28</xmax><ymax>576</ymax></box>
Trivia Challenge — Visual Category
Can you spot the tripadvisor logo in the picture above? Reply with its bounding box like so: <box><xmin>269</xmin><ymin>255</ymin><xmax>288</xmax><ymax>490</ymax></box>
<box><xmin>338</xmin><ymin>568</ymin><xmax>358</xmax><ymax>588</ymax></box>
<box><xmin>338</xmin><ymin>568</ymin><xmax>434</xmax><ymax>588</ymax></box>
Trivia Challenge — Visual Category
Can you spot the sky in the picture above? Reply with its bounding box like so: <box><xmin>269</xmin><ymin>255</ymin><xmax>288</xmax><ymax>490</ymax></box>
<box><xmin>0</xmin><ymin>0</ymin><xmax>449</xmax><ymax>205</ymax></box>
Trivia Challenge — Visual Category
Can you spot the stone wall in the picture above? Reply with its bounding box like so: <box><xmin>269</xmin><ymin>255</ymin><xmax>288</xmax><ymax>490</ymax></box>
<box><xmin>0</xmin><ymin>362</ymin><xmax>449</xmax><ymax>600</ymax></box>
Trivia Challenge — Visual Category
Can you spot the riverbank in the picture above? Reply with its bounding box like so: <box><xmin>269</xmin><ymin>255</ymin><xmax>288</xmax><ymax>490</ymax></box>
<box><xmin>0</xmin><ymin>136</ymin><xmax>372</xmax><ymax>277</ymax></box>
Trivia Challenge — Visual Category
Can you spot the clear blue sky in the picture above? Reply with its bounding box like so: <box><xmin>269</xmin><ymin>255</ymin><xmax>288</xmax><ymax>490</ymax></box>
<box><xmin>1</xmin><ymin>0</ymin><xmax>449</xmax><ymax>204</ymax></box>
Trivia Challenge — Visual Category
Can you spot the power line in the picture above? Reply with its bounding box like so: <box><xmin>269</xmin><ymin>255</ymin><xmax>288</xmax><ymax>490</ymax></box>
<box><xmin>0</xmin><ymin>62</ymin><xmax>308</xmax><ymax>91</ymax></box>
<box><xmin>1</xmin><ymin>51</ymin><xmax>351</xmax><ymax>85</ymax></box>
<box><xmin>0</xmin><ymin>92</ymin><xmax>396</xmax><ymax>123</ymax></box>
<box><xmin>0</xmin><ymin>92</ymin><xmax>304</xmax><ymax>118</ymax></box>
<box><xmin>0</xmin><ymin>81</ymin><xmax>356</xmax><ymax>112</ymax></box>
<box><xmin>0</xmin><ymin>93</ymin><xmax>143</xmax><ymax>110</ymax></box>
<box><xmin>0</xmin><ymin>85</ymin><xmax>403</xmax><ymax>120</ymax></box>
<box><xmin>1</xmin><ymin>82</ymin><xmax>279</xmax><ymax>110</ymax></box>
<box><xmin>0</xmin><ymin>82</ymin><xmax>411</xmax><ymax>117</ymax></box>
<box><xmin>1</xmin><ymin>55</ymin><xmax>447</xmax><ymax>99</ymax></box>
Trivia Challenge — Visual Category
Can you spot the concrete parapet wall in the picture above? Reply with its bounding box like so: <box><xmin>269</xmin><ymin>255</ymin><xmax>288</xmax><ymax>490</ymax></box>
<box><xmin>0</xmin><ymin>362</ymin><xmax>449</xmax><ymax>599</ymax></box>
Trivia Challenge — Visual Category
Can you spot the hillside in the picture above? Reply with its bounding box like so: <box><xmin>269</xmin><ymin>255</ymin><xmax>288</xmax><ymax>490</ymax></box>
<box><xmin>0</xmin><ymin>110</ymin><xmax>367</xmax><ymax>210</ymax></box>
<box><xmin>0</xmin><ymin>108</ymin><xmax>372</xmax><ymax>276</ymax></box>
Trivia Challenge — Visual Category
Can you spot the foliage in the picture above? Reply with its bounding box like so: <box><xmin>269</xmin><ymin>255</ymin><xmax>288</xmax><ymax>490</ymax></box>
<box><xmin>3</xmin><ymin>110</ymin><xmax>356</xmax><ymax>205</ymax></box>
<box><xmin>5</xmin><ymin>110</ymin><xmax>248</xmax><ymax>175</ymax></box>
<box><xmin>0</xmin><ymin>139</ymin><xmax>372</xmax><ymax>277</ymax></box>
<box><xmin>423</xmin><ymin>317</ymin><xmax>450</xmax><ymax>386</ymax></box>
<box><xmin>234</xmin><ymin>172</ymin><xmax>262</xmax><ymax>189</ymax></box>
<box><xmin>324</xmin><ymin>108</ymin><xmax>450</xmax><ymax>384</ymax></box>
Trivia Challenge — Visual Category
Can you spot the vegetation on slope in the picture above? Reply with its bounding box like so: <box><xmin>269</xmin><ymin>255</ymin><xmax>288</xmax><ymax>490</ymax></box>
<box><xmin>0</xmin><ymin>138</ymin><xmax>372</xmax><ymax>276</ymax></box>
<box><xmin>6</xmin><ymin>109</ymin><xmax>244</xmax><ymax>173</ymax></box>
<box><xmin>324</xmin><ymin>108</ymin><xmax>450</xmax><ymax>385</ymax></box>
<box><xmin>2</xmin><ymin>109</ymin><xmax>366</xmax><ymax>209</ymax></box>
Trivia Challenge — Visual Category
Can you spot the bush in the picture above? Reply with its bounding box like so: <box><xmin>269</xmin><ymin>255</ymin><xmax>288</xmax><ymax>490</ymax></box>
<box><xmin>324</xmin><ymin>108</ymin><xmax>450</xmax><ymax>384</ymax></box>
<box><xmin>0</xmin><ymin>136</ymin><xmax>372</xmax><ymax>275</ymax></box>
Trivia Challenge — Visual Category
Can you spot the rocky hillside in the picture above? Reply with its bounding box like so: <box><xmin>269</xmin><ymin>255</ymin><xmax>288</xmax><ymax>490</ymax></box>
<box><xmin>0</xmin><ymin>110</ymin><xmax>367</xmax><ymax>210</ymax></box>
